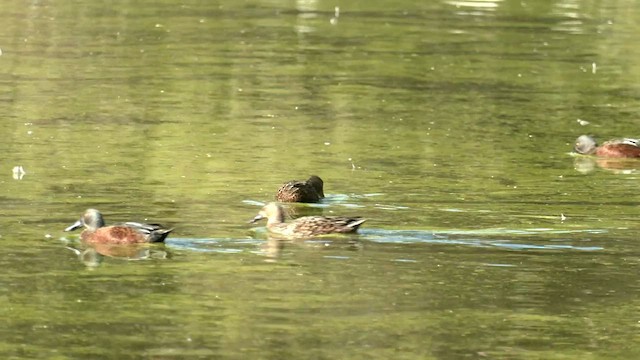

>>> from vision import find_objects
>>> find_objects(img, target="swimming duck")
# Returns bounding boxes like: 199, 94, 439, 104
276, 175, 325, 203
64, 208, 173, 244
250, 202, 365, 238
574, 135, 640, 158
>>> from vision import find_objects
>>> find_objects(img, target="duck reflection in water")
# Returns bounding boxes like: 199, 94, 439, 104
574, 156, 640, 174
65, 243, 168, 268
258, 236, 363, 261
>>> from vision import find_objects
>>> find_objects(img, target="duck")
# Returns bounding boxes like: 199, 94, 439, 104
276, 175, 325, 203
574, 135, 640, 158
250, 202, 365, 237
64, 209, 173, 244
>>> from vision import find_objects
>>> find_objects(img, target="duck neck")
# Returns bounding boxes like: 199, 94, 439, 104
267, 212, 285, 226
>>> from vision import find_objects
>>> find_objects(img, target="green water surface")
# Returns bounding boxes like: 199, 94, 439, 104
2, 0, 640, 359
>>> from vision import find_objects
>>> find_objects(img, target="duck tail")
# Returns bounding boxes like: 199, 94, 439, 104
348, 218, 366, 229
150, 228, 174, 243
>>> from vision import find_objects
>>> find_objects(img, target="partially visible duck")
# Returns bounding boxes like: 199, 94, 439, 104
276, 175, 324, 203
64, 209, 173, 244
250, 202, 365, 238
574, 135, 640, 158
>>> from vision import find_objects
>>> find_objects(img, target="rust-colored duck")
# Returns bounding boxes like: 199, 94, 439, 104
276, 175, 325, 203
64, 209, 173, 244
574, 135, 640, 158
250, 202, 365, 238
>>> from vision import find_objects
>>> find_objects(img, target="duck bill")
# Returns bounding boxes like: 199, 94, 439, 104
64, 219, 83, 232
249, 214, 264, 224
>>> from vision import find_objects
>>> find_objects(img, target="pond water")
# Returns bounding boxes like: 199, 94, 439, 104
2, 0, 640, 358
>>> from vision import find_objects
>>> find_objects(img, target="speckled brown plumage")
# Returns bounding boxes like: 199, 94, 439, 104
64, 208, 173, 244
574, 135, 640, 158
250, 202, 365, 238
276, 175, 325, 203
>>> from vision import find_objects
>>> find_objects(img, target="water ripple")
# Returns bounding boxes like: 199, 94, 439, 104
361, 229, 605, 251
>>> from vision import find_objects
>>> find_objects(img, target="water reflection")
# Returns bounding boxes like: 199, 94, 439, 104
65, 246, 103, 268
296, 0, 318, 34
166, 237, 261, 254
445, 0, 501, 15
12, 166, 26, 180
551, 0, 585, 34
64, 242, 168, 268
573, 156, 640, 174
284, 204, 325, 218
257, 236, 363, 261
365, 229, 603, 250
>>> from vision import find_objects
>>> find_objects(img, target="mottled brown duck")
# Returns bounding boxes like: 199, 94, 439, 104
276, 175, 325, 203
250, 202, 366, 238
